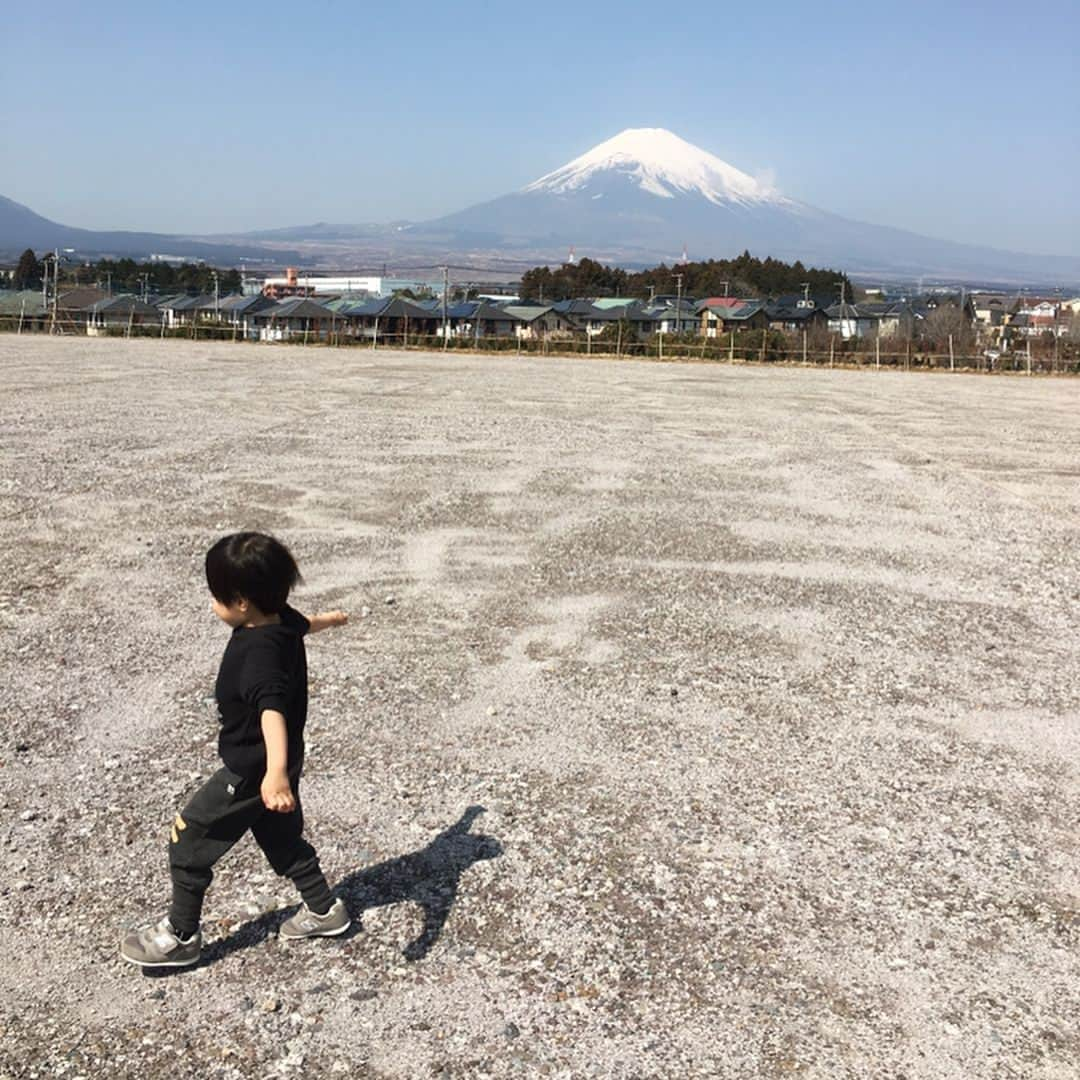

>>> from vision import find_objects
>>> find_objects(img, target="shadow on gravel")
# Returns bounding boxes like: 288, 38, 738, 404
143, 804, 502, 975
339, 804, 503, 961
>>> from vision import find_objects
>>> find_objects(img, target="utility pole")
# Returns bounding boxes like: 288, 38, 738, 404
836, 279, 849, 342
51, 249, 59, 332
648, 285, 656, 305
441, 266, 449, 350
802, 282, 811, 303
212, 270, 219, 318
674, 273, 684, 338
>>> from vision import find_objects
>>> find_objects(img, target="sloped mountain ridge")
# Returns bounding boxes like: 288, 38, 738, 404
416, 128, 1079, 282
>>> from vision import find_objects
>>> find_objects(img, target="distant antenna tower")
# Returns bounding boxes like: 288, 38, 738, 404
679, 242, 688, 265
567, 245, 576, 265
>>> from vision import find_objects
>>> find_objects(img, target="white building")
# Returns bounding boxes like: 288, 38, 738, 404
261, 272, 439, 298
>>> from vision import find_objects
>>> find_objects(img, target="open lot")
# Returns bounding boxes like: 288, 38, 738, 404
1, 336, 1078, 1079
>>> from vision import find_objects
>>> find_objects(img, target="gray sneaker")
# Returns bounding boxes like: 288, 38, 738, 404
280, 898, 350, 940
120, 918, 201, 968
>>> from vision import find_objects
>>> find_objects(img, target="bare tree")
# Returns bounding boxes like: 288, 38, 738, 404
923, 303, 975, 353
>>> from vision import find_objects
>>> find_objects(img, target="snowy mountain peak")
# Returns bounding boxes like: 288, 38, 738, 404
523, 127, 784, 206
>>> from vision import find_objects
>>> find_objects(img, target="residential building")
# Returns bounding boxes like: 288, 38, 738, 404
698, 298, 767, 336
86, 295, 162, 332
250, 298, 337, 341
764, 295, 830, 332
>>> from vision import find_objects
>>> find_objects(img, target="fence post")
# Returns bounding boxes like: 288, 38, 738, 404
829, 336, 835, 367
802, 329, 807, 365
729, 330, 734, 363
875, 334, 880, 368
948, 334, 954, 371
759, 331, 766, 363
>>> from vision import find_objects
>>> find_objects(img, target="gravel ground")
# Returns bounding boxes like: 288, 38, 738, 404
0, 336, 1078, 1079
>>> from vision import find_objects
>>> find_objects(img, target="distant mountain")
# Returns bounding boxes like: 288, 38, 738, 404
4, 130, 1077, 284
410, 128, 1080, 284
0, 195, 300, 263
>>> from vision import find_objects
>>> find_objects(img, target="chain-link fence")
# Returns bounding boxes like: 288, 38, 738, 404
1, 315, 1076, 375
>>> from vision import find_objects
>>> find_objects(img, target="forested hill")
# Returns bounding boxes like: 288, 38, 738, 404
519, 253, 852, 302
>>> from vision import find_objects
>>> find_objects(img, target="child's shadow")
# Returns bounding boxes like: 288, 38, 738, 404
340, 804, 502, 961
185, 804, 500, 971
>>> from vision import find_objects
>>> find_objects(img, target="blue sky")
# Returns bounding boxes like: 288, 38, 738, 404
4, 0, 1078, 255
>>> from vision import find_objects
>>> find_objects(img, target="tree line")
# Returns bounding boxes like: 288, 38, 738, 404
519, 252, 853, 303
10, 249, 242, 295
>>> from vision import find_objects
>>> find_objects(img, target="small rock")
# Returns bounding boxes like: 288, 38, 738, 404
260, 996, 281, 1013
349, 989, 377, 1002
360, 606, 371, 618
13, 881, 32, 892
384, 596, 396, 606
887, 957, 909, 969
18, 810, 38, 822
147, 988, 166, 1001
503, 1023, 521, 1040
486, 706, 497, 717
103, 759, 120, 770
13, 742, 29, 753
238, 995, 254, 1012
308, 982, 330, 995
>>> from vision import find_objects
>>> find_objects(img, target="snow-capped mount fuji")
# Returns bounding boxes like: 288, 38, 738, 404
414, 128, 1080, 284
523, 128, 787, 208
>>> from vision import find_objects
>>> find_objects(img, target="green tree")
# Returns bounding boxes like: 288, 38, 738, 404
13, 249, 43, 290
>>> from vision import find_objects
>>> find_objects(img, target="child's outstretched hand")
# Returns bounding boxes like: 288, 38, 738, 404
309, 610, 348, 634
261, 770, 297, 813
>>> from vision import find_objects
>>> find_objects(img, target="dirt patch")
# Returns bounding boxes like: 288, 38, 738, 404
0, 337, 1078, 1079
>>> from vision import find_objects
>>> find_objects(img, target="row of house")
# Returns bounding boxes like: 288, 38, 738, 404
2, 284, 1077, 344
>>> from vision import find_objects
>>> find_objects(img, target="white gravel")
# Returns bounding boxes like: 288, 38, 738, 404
0, 336, 1078, 1079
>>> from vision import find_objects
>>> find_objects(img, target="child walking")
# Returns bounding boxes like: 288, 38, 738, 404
121, 532, 350, 968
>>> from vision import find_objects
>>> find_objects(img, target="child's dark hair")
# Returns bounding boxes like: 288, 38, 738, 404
205, 532, 302, 615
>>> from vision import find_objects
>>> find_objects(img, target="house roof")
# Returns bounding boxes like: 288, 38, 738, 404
765, 298, 827, 322
697, 299, 765, 320
340, 298, 390, 317
55, 287, 108, 311
88, 296, 160, 316
257, 298, 335, 319
474, 302, 519, 322
153, 293, 189, 309
160, 294, 213, 312
0, 290, 47, 316
502, 305, 554, 322
550, 299, 597, 316
218, 294, 276, 315
378, 297, 438, 319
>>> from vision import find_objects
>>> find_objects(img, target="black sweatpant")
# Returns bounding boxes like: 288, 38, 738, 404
168, 765, 333, 936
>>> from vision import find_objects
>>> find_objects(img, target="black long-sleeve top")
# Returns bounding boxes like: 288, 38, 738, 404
214, 604, 310, 780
